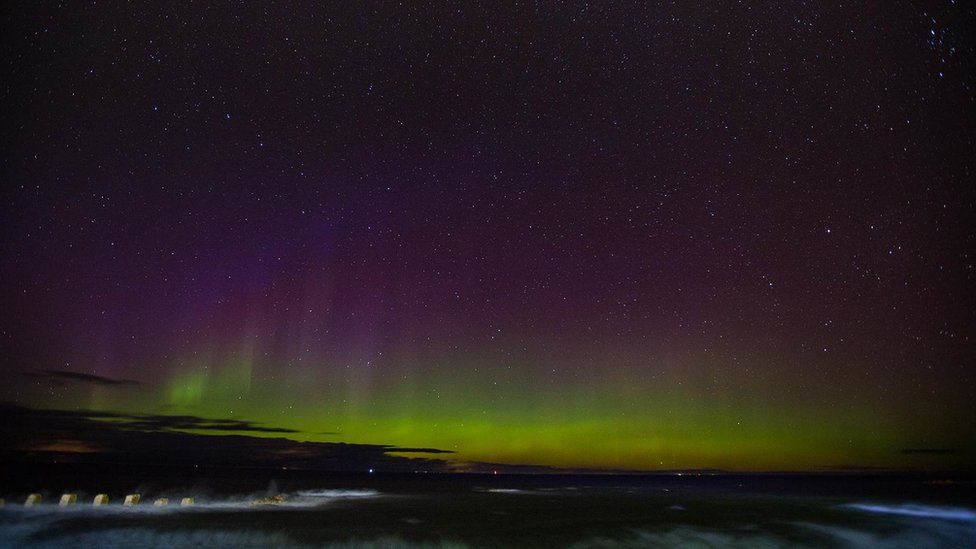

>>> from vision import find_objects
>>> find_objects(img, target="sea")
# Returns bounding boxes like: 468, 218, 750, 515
1, 464, 974, 547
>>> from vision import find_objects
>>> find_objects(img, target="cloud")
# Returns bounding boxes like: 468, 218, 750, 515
88, 411, 301, 434
385, 447, 457, 454
19, 369, 142, 387
2, 406, 299, 434
0, 404, 598, 474
0, 403, 455, 472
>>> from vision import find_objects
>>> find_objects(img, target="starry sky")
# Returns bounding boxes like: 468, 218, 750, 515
2, 2, 974, 472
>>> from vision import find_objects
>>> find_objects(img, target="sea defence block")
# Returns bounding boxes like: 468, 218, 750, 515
180, 497, 194, 506
59, 494, 78, 506
251, 494, 286, 506
25, 494, 42, 506
153, 498, 169, 506
93, 494, 110, 506
123, 494, 140, 506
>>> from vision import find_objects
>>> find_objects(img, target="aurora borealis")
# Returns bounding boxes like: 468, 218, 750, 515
2, 2, 975, 473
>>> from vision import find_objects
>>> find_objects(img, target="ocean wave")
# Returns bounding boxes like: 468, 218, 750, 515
0, 488, 383, 514
0, 526, 465, 549
295, 489, 380, 498
845, 503, 976, 522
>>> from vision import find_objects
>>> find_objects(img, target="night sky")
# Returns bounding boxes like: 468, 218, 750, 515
2, 2, 974, 472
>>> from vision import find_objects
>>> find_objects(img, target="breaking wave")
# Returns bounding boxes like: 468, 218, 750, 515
0, 488, 384, 514
295, 489, 380, 498
845, 503, 976, 521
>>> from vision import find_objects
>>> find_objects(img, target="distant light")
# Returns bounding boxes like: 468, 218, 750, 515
368, 468, 374, 474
